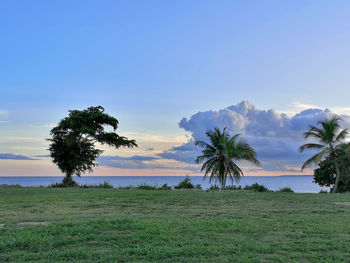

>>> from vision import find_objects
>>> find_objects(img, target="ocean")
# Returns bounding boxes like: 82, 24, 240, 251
0, 175, 328, 193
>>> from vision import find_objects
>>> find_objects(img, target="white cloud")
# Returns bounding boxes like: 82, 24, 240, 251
0, 110, 7, 117
163, 101, 350, 173
281, 101, 350, 117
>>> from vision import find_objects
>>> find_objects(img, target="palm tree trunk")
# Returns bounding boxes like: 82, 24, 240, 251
222, 176, 227, 190
222, 165, 228, 190
333, 161, 341, 193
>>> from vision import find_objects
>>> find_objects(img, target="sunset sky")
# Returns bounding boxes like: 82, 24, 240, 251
1, 0, 350, 177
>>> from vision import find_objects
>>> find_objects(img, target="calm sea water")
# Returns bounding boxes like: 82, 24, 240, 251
0, 176, 328, 193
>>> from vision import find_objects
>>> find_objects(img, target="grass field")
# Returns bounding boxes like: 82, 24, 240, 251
1, 187, 350, 262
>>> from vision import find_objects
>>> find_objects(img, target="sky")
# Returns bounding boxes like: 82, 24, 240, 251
1, 0, 350, 177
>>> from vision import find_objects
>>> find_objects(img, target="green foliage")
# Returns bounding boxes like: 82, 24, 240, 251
49, 180, 79, 188
195, 127, 260, 190
319, 190, 328, 194
49, 181, 114, 188
313, 145, 350, 193
195, 184, 202, 190
174, 176, 194, 189
243, 183, 270, 192
159, 183, 172, 190
80, 181, 114, 189
0, 184, 22, 188
136, 184, 158, 190
299, 117, 349, 193
278, 187, 294, 192
48, 106, 137, 184
134, 184, 173, 190
207, 184, 220, 191
225, 185, 242, 190
116, 185, 136, 190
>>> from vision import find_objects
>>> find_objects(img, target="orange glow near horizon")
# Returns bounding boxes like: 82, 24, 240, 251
0, 159, 313, 177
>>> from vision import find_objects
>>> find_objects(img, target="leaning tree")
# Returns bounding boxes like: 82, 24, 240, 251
48, 106, 137, 186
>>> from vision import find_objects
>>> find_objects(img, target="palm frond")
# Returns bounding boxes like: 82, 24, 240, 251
299, 143, 325, 153
335, 128, 349, 143
301, 148, 328, 170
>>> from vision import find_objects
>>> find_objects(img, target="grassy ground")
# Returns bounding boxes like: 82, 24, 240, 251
1, 187, 350, 262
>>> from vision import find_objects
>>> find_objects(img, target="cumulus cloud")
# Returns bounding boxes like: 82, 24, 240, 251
0, 153, 36, 160
164, 101, 350, 173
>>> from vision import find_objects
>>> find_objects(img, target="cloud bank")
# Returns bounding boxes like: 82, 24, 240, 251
163, 101, 350, 173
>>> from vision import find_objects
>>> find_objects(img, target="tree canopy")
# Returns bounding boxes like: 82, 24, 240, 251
313, 144, 350, 193
48, 106, 137, 185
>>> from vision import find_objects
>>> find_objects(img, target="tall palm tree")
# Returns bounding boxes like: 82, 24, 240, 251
195, 127, 260, 190
299, 117, 349, 193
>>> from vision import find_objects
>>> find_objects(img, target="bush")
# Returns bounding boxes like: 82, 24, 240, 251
195, 184, 202, 190
278, 187, 294, 193
49, 180, 79, 188
49, 181, 114, 188
117, 185, 136, 190
136, 184, 158, 190
174, 176, 194, 189
158, 184, 172, 190
80, 181, 114, 188
0, 184, 22, 188
225, 185, 242, 190
319, 190, 328, 194
244, 183, 270, 192
207, 185, 220, 191
97, 181, 114, 188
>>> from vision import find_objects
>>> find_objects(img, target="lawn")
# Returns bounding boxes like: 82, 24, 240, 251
0, 187, 350, 262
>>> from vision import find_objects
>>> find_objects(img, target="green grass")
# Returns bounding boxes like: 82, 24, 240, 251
1, 188, 350, 262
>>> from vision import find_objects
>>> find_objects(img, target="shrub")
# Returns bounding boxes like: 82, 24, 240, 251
207, 185, 220, 191
278, 187, 294, 192
0, 184, 22, 188
319, 190, 328, 194
97, 181, 114, 188
225, 185, 242, 190
49, 180, 79, 188
136, 184, 158, 190
244, 183, 270, 192
117, 185, 136, 190
158, 184, 172, 190
174, 176, 194, 189
195, 184, 202, 190
49, 181, 114, 188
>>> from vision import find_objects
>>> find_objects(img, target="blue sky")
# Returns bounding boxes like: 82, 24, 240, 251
1, 1, 350, 176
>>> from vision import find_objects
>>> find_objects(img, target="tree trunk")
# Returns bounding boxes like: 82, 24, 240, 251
221, 165, 228, 190
333, 161, 341, 193
222, 177, 226, 190
63, 173, 78, 187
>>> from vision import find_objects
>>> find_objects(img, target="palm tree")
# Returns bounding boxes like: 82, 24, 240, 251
299, 117, 349, 193
195, 127, 260, 190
